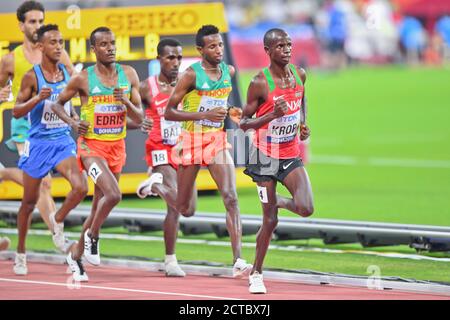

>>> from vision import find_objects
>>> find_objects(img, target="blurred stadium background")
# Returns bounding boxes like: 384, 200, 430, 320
1, 0, 449, 284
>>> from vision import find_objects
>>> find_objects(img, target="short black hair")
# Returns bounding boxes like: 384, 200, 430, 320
17, 1, 45, 23
157, 38, 181, 56
90, 26, 113, 46
263, 28, 288, 48
195, 25, 219, 47
36, 24, 59, 42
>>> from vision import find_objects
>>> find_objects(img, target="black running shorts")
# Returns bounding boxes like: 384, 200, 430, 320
244, 143, 303, 183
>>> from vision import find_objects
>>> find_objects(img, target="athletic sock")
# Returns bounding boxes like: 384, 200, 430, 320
165, 254, 177, 264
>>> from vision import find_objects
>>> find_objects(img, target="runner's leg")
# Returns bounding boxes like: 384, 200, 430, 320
208, 149, 242, 263
152, 165, 180, 254
81, 156, 121, 239
54, 156, 88, 222
252, 179, 278, 274
176, 164, 199, 217
16, 173, 42, 253
277, 167, 314, 217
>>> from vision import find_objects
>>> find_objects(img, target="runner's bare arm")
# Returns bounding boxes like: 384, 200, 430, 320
118, 65, 143, 124
13, 70, 46, 118
51, 72, 85, 126
164, 68, 227, 122
297, 67, 310, 140
240, 73, 283, 131
0, 53, 13, 103
127, 79, 153, 130
228, 65, 236, 78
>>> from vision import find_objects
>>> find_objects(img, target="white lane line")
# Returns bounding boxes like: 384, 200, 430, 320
311, 155, 450, 169
1, 228, 449, 262
0, 277, 242, 300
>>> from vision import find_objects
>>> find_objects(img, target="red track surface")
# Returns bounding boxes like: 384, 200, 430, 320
0, 260, 448, 300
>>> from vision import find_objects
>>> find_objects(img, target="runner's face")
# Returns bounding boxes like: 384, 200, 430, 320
20, 10, 44, 43
40, 30, 63, 63
198, 34, 224, 65
267, 34, 292, 65
159, 46, 182, 80
92, 32, 116, 64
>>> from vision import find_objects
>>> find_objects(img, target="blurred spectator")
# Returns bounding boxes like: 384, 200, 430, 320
423, 32, 444, 65
436, 15, 450, 61
364, 0, 398, 60
399, 16, 427, 65
327, 0, 348, 69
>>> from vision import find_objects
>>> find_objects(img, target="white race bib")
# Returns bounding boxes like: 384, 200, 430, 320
41, 100, 70, 129
160, 118, 181, 146
88, 162, 103, 184
195, 95, 227, 128
22, 140, 30, 157
151, 149, 168, 166
267, 110, 300, 144
256, 185, 268, 203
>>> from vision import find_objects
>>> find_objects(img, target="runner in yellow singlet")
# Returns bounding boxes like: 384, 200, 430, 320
165, 25, 252, 278
52, 27, 143, 280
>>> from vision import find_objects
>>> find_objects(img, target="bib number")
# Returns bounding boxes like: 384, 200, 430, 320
195, 96, 227, 128
88, 162, 103, 184
256, 186, 268, 203
22, 140, 30, 157
152, 150, 168, 166
160, 118, 181, 145
41, 100, 70, 129
93, 104, 126, 135
267, 110, 301, 144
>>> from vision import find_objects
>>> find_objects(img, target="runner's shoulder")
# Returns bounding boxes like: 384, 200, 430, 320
295, 66, 306, 84
251, 71, 268, 89
0, 52, 14, 72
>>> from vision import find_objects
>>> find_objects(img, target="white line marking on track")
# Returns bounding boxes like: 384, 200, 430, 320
311, 155, 450, 169
1, 228, 449, 262
0, 277, 242, 300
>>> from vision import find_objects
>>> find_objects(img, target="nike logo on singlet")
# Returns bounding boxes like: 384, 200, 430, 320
273, 95, 285, 101
154, 98, 168, 106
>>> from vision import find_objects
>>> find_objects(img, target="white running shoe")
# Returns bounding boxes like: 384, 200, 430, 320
84, 229, 100, 266
165, 261, 186, 277
13, 253, 27, 276
232, 258, 253, 278
0, 236, 10, 251
249, 271, 267, 294
50, 212, 65, 250
66, 253, 89, 282
61, 238, 77, 254
136, 173, 163, 198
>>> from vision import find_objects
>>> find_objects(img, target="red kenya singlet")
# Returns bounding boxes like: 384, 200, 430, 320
254, 64, 304, 159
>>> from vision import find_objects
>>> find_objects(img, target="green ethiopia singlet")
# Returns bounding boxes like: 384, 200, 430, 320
181, 61, 232, 133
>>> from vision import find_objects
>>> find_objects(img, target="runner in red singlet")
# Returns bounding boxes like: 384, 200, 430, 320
134, 39, 185, 277
240, 28, 314, 294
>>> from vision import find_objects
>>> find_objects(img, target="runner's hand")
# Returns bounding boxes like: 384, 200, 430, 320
71, 120, 90, 136
228, 106, 242, 124
300, 124, 310, 141
204, 107, 227, 122
140, 117, 154, 132
113, 87, 129, 105
0, 85, 11, 103
72, 113, 80, 122
272, 98, 288, 118
37, 87, 52, 101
